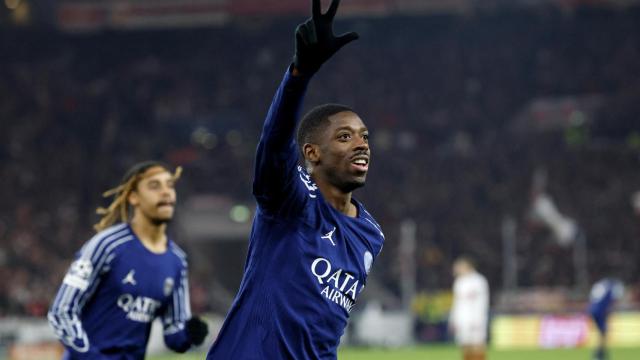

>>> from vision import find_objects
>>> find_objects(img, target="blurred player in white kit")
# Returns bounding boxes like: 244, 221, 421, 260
450, 256, 490, 360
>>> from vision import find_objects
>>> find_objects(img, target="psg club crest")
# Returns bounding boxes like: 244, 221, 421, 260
163, 278, 174, 297
364, 251, 373, 275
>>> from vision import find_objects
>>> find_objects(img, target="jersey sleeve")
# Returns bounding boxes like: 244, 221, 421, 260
47, 234, 119, 360
252, 67, 312, 212
162, 260, 193, 353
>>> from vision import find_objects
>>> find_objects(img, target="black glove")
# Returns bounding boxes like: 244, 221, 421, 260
293, 0, 359, 76
186, 316, 209, 346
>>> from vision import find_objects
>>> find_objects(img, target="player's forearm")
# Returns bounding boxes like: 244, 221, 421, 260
258, 66, 310, 150
48, 311, 99, 358
48, 286, 100, 357
49, 316, 103, 359
163, 275, 208, 353
253, 67, 310, 202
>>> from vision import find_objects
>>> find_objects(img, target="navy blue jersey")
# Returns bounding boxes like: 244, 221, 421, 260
588, 278, 624, 333
207, 69, 384, 360
48, 223, 193, 360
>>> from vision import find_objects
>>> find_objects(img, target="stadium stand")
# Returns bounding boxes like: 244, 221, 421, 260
1, 3, 639, 320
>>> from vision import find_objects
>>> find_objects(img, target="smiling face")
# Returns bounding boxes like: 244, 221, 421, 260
127, 166, 177, 225
304, 111, 370, 193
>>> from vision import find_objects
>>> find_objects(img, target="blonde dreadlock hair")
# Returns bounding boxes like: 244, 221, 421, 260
94, 161, 182, 232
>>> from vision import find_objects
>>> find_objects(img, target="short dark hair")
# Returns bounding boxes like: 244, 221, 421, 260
296, 103, 354, 160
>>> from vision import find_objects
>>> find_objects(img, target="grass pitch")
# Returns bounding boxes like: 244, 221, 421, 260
150, 345, 639, 360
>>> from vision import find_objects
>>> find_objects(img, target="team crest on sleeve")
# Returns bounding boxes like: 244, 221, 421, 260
297, 166, 318, 198
163, 278, 174, 296
363, 251, 373, 275
63, 259, 93, 291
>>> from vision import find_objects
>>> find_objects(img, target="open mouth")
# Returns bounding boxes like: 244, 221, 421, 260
157, 201, 175, 209
350, 156, 369, 172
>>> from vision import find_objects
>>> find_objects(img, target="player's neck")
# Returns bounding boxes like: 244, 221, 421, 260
130, 215, 168, 254
317, 183, 357, 217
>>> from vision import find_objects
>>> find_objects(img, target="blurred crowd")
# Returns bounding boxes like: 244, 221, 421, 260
1, 5, 640, 316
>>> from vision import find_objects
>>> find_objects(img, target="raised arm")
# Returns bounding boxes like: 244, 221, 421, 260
252, 0, 358, 209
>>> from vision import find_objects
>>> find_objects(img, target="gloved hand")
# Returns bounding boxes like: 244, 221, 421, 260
293, 0, 359, 76
186, 316, 209, 346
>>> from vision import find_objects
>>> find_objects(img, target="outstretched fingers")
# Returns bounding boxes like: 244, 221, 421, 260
336, 31, 359, 48
326, 0, 342, 19
313, 0, 342, 20
312, 0, 322, 18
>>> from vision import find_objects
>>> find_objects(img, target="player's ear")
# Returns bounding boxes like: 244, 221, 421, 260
127, 190, 140, 207
303, 143, 320, 164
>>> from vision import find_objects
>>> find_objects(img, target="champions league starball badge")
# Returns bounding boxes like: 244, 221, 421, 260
70, 259, 93, 280
163, 278, 174, 296
364, 251, 373, 275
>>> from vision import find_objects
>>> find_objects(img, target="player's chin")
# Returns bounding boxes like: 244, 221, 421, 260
151, 212, 174, 224
342, 175, 367, 192
151, 216, 173, 225
352, 170, 368, 184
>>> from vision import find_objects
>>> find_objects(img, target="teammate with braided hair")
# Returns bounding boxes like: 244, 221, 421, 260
48, 161, 208, 360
